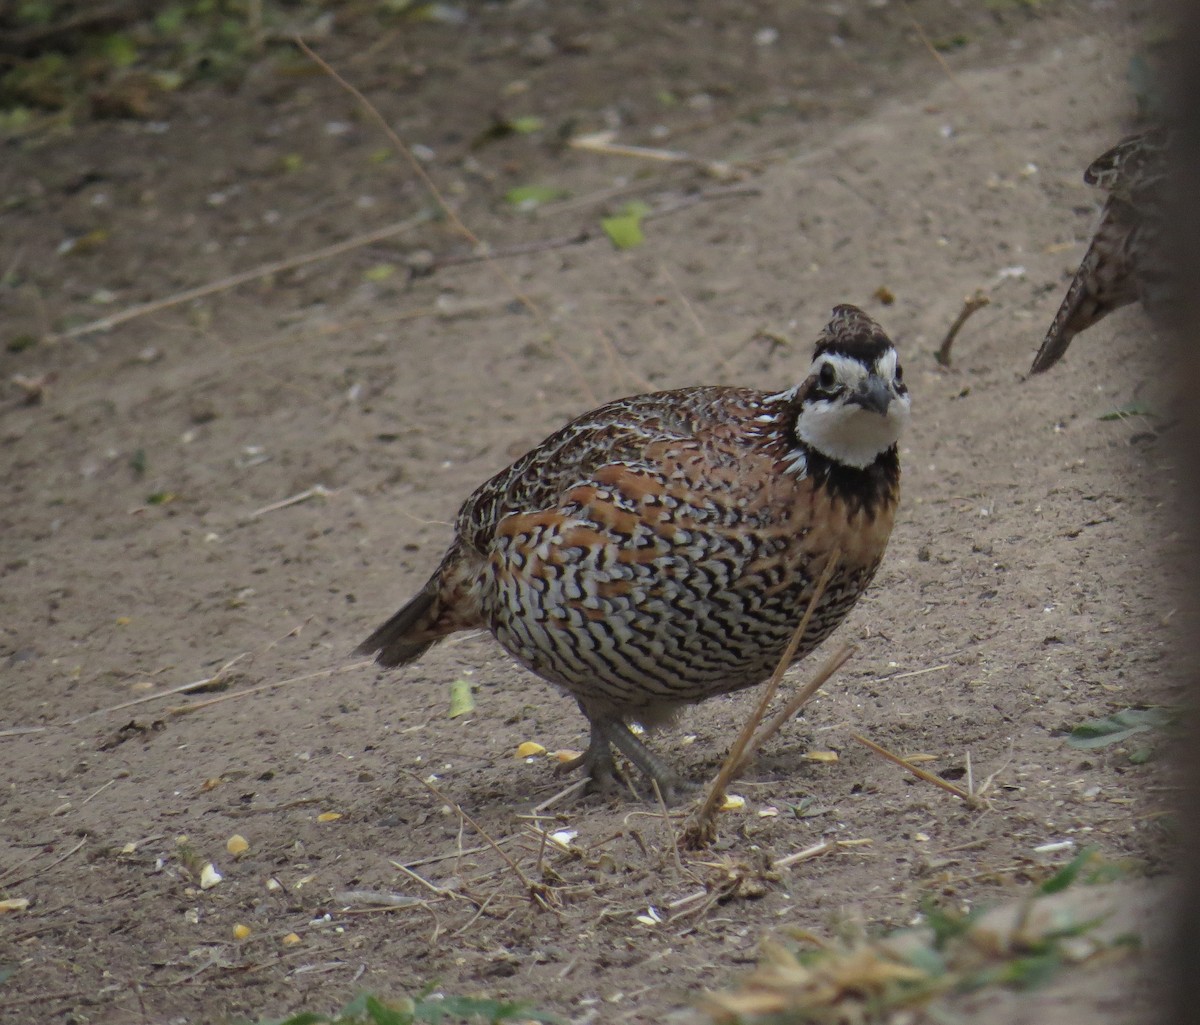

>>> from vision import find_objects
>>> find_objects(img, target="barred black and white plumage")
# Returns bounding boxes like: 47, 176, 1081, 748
357, 305, 910, 800
1032, 128, 1174, 374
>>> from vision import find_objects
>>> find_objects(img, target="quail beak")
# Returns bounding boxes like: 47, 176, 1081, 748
847, 375, 892, 416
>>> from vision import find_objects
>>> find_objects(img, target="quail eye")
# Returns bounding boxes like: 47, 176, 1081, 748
894, 363, 904, 385
818, 362, 837, 389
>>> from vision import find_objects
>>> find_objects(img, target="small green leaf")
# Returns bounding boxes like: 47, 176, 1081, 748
101, 33, 139, 69
504, 184, 568, 210
152, 70, 184, 93
601, 202, 651, 250
1066, 707, 1174, 749
509, 115, 544, 134
281, 153, 304, 173
146, 491, 175, 505
1097, 401, 1155, 421
448, 678, 475, 718
364, 263, 397, 283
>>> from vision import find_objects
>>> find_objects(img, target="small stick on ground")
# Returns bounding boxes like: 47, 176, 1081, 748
392, 836, 519, 872
533, 777, 589, 815
733, 642, 856, 777
3, 837, 86, 889
685, 550, 841, 847
167, 661, 374, 716
568, 131, 740, 180
851, 732, 986, 810
424, 184, 759, 272
65, 653, 249, 725
774, 837, 873, 870
388, 861, 469, 901
402, 769, 558, 911
935, 289, 990, 366
47, 213, 432, 342
652, 779, 687, 876
296, 37, 595, 405
247, 484, 333, 520
332, 890, 426, 909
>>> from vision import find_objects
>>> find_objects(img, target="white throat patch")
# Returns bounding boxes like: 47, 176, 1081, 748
792, 352, 910, 470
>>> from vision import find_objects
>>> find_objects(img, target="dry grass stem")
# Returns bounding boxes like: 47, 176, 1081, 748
422, 184, 758, 273
79, 779, 116, 806
48, 213, 432, 342
734, 642, 856, 776
247, 483, 333, 520
402, 770, 556, 908
167, 661, 373, 716
389, 861, 468, 901
935, 289, 991, 366
534, 778, 590, 814
226, 797, 323, 817
332, 890, 426, 909
4, 837, 86, 889
652, 779, 687, 876
688, 550, 842, 843
851, 732, 986, 809
866, 662, 951, 685
774, 837, 873, 870
393, 837, 518, 872
65, 653, 249, 725
569, 131, 739, 179
0, 727, 46, 738
296, 37, 595, 404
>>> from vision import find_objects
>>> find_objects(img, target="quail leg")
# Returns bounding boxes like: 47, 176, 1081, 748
557, 717, 693, 803
556, 721, 621, 793
601, 719, 694, 805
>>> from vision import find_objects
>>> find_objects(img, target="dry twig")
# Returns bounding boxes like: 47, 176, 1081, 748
247, 484, 333, 520
422, 184, 759, 272
65, 653, 249, 725
851, 732, 986, 810
774, 837, 873, 870
167, 661, 373, 716
296, 37, 595, 404
402, 770, 557, 910
733, 642, 856, 776
3, 838, 86, 889
48, 213, 432, 342
935, 289, 991, 366
0, 727, 46, 738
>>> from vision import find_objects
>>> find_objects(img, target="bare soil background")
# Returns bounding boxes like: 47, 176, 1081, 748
0, 2, 1186, 1022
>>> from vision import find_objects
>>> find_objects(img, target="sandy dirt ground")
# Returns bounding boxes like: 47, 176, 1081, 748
0, 2, 1185, 1022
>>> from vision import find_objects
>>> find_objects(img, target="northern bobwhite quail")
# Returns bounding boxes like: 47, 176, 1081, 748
357, 305, 910, 800
1031, 128, 1173, 374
